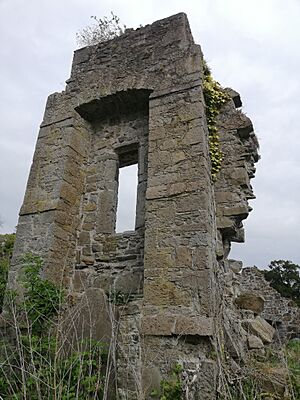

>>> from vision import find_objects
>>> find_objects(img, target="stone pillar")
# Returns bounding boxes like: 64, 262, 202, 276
10, 96, 91, 289
141, 74, 218, 399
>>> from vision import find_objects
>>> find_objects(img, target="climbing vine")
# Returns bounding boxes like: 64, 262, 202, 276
203, 61, 230, 181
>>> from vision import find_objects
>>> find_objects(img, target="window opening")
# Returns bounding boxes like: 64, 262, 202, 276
116, 163, 138, 233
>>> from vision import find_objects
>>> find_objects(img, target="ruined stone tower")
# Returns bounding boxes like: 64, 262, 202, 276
8, 13, 259, 399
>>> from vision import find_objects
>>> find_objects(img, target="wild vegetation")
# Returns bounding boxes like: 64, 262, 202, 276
285, 339, 300, 398
224, 341, 300, 399
150, 364, 183, 400
203, 61, 230, 181
76, 12, 125, 47
0, 253, 110, 399
264, 260, 300, 307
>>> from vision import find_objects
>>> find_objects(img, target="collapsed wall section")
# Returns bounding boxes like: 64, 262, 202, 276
241, 267, 300, 341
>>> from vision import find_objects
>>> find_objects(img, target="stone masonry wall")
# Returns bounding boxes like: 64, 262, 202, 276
7, 13, 220, 399
5, 12, 265, 400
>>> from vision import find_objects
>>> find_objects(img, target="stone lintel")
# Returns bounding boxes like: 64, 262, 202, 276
75, 89, 152, 122
149, 80, 202, 100
142, 314, 214, 336
20, 198, 59, 216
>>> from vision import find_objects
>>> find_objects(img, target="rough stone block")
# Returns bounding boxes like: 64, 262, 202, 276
142, 314, 214, 336
83, 201, 97, 212
73, 270, 90, 292
114, 270, 143, 295
247, 334, 264, 349
226, 88, 242, 108
141, 315, 175, 336
174, 316, 214, 336
228, 259, 243, 273
175, 246, 192, 266
60, 182, 79, 205
81, 256, 94, 265
235, 292, 265, 314
65, 288, 113, 344
144, 280, 189, 307
78, 231, 90, 246
243, 316, 275, 344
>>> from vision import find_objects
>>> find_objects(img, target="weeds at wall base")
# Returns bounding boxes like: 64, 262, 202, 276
150, 363, 183, 400
0, 233, 15, 312
0, 253, 110, 399
218, 342, 300, 400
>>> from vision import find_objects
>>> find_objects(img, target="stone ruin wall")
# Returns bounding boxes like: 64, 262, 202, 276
240, 267, 300, 341
2, 13, 275, 399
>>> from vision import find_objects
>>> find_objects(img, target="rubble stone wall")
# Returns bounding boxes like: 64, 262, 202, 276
241, 267, 300, 341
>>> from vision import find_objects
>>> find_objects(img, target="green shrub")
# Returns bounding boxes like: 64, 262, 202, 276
0, 334, 108, 399
20, 253, 64, 334
0, 253, 108, 399
151, 364, 183, 400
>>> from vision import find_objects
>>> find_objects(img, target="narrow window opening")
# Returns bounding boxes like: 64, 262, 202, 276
116, 163, 138, 233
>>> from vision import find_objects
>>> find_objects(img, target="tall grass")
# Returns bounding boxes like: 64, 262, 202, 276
0, 253, 115, 400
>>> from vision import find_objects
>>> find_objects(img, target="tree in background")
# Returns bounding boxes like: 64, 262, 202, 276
0, 233, 15, 311
76, 12, 125, 47
264, 260, 300, 306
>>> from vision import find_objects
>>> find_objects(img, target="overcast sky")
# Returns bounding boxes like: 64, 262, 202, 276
0, 0, 299, 268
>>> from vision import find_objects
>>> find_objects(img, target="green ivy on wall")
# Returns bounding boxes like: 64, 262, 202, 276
203, 61, 230, 181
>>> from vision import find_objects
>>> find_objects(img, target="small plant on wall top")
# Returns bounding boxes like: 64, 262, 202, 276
203, 61, 230, 181
76, 12, 125, 47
